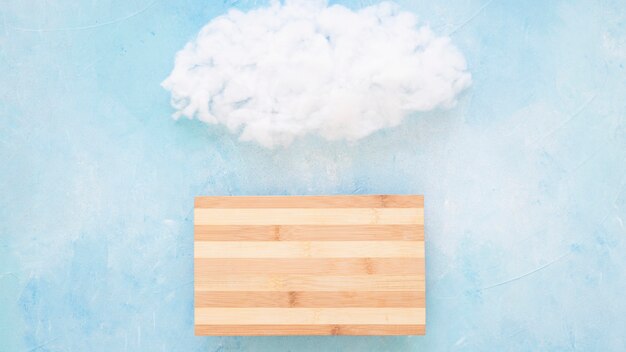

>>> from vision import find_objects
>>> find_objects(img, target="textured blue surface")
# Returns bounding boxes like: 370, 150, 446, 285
1, 0, 626, 350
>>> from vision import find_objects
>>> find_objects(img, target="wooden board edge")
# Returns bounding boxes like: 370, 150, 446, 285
195, 324, 425, 336
195, 195, 424, 209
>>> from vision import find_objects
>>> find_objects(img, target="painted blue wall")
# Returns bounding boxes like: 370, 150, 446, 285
1, 0, 625, 350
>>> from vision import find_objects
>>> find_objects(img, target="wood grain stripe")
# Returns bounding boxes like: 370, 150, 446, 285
195, 308, 425, 325
195, 291, 425, 308
195, 225, 424, 241
195, 275, 424, 292
195, 324, 425, 335
195, 195, 424, 209
194, 241, 424, 258
194, 258, 424, 275
194, 208, 423, 225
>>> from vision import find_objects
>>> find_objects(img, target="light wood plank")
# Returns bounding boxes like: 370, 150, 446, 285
195, 324, 425, 336
195, 195, 424, 208
195, 225, 424, 241
195, 308, 425, 325
195, 291, 425, 308
194, 258, 424, 275
194, 241, 424, 258
194, 208, 423, 225
193, 195, 426, 336
196, 275, 424, 292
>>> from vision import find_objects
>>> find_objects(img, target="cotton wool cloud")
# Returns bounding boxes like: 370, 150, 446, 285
162, 0, 471, 147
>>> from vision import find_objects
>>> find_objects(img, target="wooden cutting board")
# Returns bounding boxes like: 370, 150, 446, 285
194, 195, 425, 336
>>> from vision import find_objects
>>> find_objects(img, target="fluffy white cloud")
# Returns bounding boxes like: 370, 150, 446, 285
162, 0, 471, 147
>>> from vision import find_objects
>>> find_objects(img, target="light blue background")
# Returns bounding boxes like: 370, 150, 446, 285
1, 0, 625, 350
